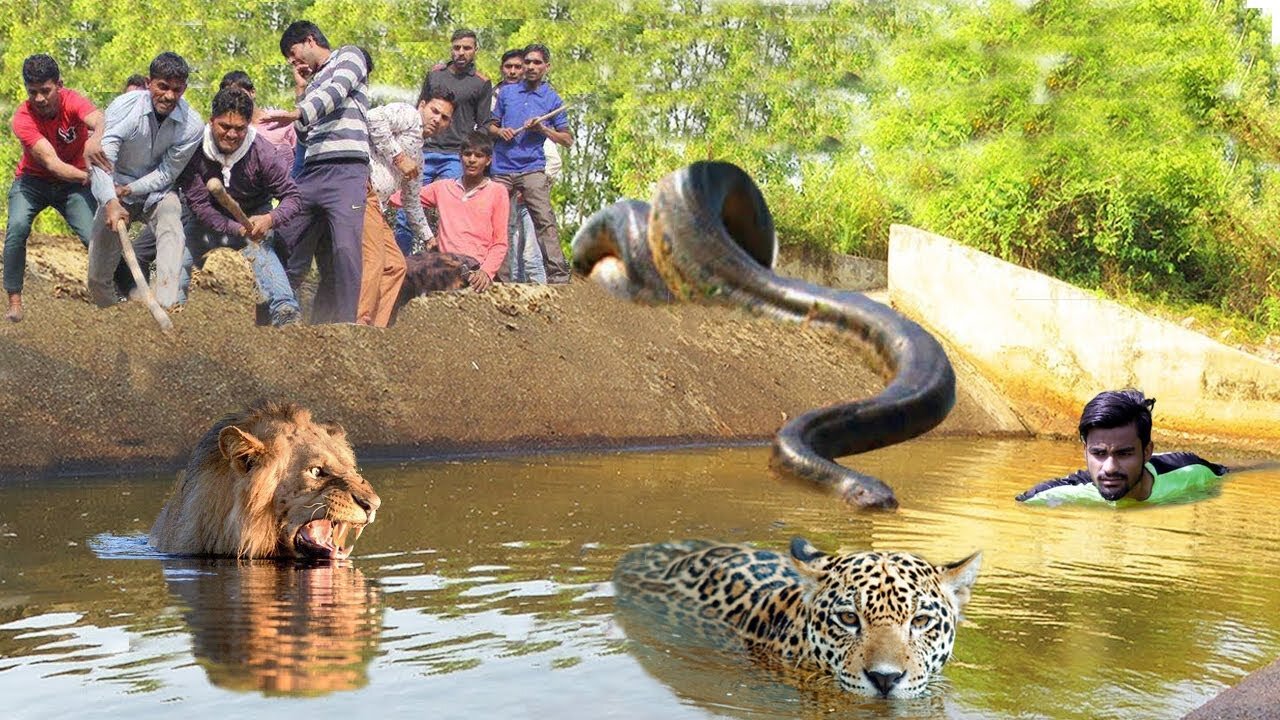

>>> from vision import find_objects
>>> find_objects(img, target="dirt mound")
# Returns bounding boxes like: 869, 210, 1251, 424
0, 233, 1018, 477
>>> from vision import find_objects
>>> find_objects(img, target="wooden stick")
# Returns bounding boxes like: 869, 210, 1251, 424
530, 104, 570, 127
115, 219, 174, 332
206, 178, 258, 243
515, 104, 571, 138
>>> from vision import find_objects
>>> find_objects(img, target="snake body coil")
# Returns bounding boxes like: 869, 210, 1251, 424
571, 162, 955, 509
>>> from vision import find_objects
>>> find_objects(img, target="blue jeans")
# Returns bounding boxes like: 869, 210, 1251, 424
177, 212, 301, 324
506, 202, 546, 283
394, 151, 462, 255
4, 175, 96, 293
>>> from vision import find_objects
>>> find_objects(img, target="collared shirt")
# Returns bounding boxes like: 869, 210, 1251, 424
420, 64, 492, 154
11, 87, 97, 181
493, 82, 562, 183
90, 90, 203, 210
295, 45, 370, 165
419, 177, 509, 279
367, 102, 430, 245
489, 80, 568, 175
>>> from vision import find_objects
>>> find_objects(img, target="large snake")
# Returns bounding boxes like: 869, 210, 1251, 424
570, 161, 955, 510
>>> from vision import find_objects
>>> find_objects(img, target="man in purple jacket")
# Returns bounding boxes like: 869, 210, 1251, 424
176, 87, 303, 325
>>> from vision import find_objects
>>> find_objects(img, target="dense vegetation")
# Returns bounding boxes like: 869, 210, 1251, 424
1, 0, 1277, 331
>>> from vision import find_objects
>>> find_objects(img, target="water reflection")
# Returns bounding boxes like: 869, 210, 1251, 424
161, 559, 381, 696
0, 441, 1277, 718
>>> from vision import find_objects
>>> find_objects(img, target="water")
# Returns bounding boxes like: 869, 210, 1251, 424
1, 439, 1278, 719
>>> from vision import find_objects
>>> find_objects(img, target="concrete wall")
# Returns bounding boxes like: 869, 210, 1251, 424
888, 224, 1280, 444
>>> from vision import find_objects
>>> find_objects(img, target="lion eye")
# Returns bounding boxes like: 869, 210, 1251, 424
911, 614, 935, 630
834, 610, 861, 631
306, 466, 324, 478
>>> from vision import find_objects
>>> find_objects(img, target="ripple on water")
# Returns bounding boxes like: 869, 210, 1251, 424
0, 441, 1277, 719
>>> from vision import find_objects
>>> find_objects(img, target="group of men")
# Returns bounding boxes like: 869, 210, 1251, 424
4, 22, 573, 327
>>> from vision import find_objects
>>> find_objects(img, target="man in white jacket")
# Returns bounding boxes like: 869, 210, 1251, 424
356, 89, 455, 327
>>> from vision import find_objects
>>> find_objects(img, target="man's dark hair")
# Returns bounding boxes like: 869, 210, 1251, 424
500, 48, 524, 65
22, 54, 61, 85
124, 73, 148, 91
149, 52, 190, 82
1078, 389, 1156, 447
219, 70, 254, 93
417, 83, 458, 108
279, 20, 330, 56
357, 46, 374, 74
451, 28, 478, 43
461, 130, 493, 159
524, 43, 551, 64
211, 87, 255, 120
429, 87, 456, 106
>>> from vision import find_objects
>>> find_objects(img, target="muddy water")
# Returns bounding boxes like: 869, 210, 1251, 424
1, 439, 1278, 719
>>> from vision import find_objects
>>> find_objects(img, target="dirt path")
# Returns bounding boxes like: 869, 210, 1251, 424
0, 233, 1020, 478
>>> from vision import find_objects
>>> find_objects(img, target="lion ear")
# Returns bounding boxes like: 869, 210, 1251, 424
320, 422, 347, 441
218, 425, 266, 474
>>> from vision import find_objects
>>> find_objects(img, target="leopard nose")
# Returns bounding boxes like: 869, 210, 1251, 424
864, 669, 905, 696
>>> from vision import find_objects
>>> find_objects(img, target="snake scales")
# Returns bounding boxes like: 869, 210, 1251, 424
570, 161, 955, 509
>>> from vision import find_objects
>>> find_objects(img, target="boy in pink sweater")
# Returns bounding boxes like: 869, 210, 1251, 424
409, 131, 509, 293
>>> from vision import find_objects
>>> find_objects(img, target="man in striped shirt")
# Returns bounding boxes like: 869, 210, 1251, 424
262, 20, 370, 324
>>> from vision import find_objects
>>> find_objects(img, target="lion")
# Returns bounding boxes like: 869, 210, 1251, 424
150, 400, 381, 560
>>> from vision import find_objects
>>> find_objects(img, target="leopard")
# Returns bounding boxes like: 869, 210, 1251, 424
612, 537, 981, 698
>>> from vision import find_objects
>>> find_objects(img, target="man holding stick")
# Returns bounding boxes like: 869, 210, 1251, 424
176, 87, 304, 326
487, 43, 573, 284
84, 51, 202, 310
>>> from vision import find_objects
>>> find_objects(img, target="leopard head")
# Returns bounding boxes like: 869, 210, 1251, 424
791, 537, 981, 698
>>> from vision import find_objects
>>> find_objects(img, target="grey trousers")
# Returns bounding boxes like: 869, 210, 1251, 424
494, 171, 569, 283
86, 192, 185, 308
276, 159, 369, 324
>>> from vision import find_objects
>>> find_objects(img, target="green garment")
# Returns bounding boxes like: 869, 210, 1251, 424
1020, 462, 1225, 507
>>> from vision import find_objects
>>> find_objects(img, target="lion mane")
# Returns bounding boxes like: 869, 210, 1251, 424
150, 400, 381, 560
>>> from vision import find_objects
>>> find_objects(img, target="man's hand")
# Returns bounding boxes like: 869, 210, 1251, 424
105, 199, 129, 231
84, 135, 112, 172
495, 127, 517, 142
114, 184, 132, 199
468, 269, 492, 292
393, 152, 419, 181
522, 118, 547, 135
244, 213, 273, 242
259, 109, 300, 129
292, 64, 311, 97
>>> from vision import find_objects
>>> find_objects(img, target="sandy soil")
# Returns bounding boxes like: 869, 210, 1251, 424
0, 233, 1022, 478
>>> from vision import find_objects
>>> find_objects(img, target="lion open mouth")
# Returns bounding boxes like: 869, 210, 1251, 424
295, 519, 365, 560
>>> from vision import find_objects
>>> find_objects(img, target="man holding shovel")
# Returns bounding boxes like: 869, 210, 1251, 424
486, 43, 573, 284
176, 86, 304, 326
84, 51, 202, 310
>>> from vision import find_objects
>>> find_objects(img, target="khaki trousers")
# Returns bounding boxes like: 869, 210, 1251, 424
356, 187, 406, 327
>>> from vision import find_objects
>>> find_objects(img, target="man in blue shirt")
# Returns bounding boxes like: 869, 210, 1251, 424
487, 44, 573, 284
84, 52, 202, 310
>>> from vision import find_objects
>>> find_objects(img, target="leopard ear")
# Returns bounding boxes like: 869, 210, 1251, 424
790, 537, 829, 583
218, 425, 266, 475
937, 551, 982, 610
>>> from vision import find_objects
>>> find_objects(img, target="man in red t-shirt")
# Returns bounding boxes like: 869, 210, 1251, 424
4, 54, 102, 322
